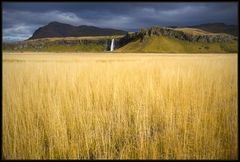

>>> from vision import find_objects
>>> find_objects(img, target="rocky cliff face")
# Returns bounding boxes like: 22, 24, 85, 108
3, 39, 113, 51
3, 36, 130, 51
132, 26, 237, 43
112, 26, 238, 51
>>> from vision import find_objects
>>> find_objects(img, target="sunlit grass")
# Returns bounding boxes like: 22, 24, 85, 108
116, 36, 238, 53
2, 53, 238, 160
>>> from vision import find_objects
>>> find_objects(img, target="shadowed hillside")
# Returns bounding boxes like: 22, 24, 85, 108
188, 23, 238, 36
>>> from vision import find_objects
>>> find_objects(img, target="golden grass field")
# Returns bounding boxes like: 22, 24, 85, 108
2, 52, 238, 160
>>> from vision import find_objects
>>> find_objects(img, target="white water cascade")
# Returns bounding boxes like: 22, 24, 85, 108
110, 39, 114, 51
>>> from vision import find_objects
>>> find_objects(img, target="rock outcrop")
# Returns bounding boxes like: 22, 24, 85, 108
111, 26, 238, 51
3, 38, 118, 51
130, 26, 237, 43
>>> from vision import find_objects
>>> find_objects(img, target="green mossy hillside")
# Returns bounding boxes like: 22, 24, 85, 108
116, 36, 238, 53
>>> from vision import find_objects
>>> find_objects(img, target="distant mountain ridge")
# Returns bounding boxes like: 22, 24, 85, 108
4, 22, 237, 53
28, 22, 238, 40
5, 25, 237, 53
29, 21, 128, 40
187, 23, 238, 36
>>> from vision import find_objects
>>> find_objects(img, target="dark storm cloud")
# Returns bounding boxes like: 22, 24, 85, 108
2, 2, 238, 42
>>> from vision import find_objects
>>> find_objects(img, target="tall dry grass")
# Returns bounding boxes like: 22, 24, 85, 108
2, 53, 238, 160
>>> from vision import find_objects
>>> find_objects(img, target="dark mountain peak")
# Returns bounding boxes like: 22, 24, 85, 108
79, 25, 91, 27
29, 22, 128, 40
47, 21, 73, 27
48, 21, 61, 25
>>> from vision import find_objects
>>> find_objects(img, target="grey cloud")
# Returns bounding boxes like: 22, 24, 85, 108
3, 2, 238, 42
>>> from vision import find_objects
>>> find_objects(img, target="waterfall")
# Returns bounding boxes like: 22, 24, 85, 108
110, 39, 114, 51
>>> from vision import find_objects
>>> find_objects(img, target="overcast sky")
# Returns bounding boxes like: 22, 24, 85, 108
2, 2, 238, 42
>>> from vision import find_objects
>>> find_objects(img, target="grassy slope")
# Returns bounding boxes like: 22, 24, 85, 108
174, 28, 227, 35
116, 36, 238, 53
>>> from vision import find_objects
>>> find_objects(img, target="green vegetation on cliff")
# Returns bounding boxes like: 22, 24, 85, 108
116, 36, 238, 53
3, 43, 106, 52
2, 35, 126, 52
